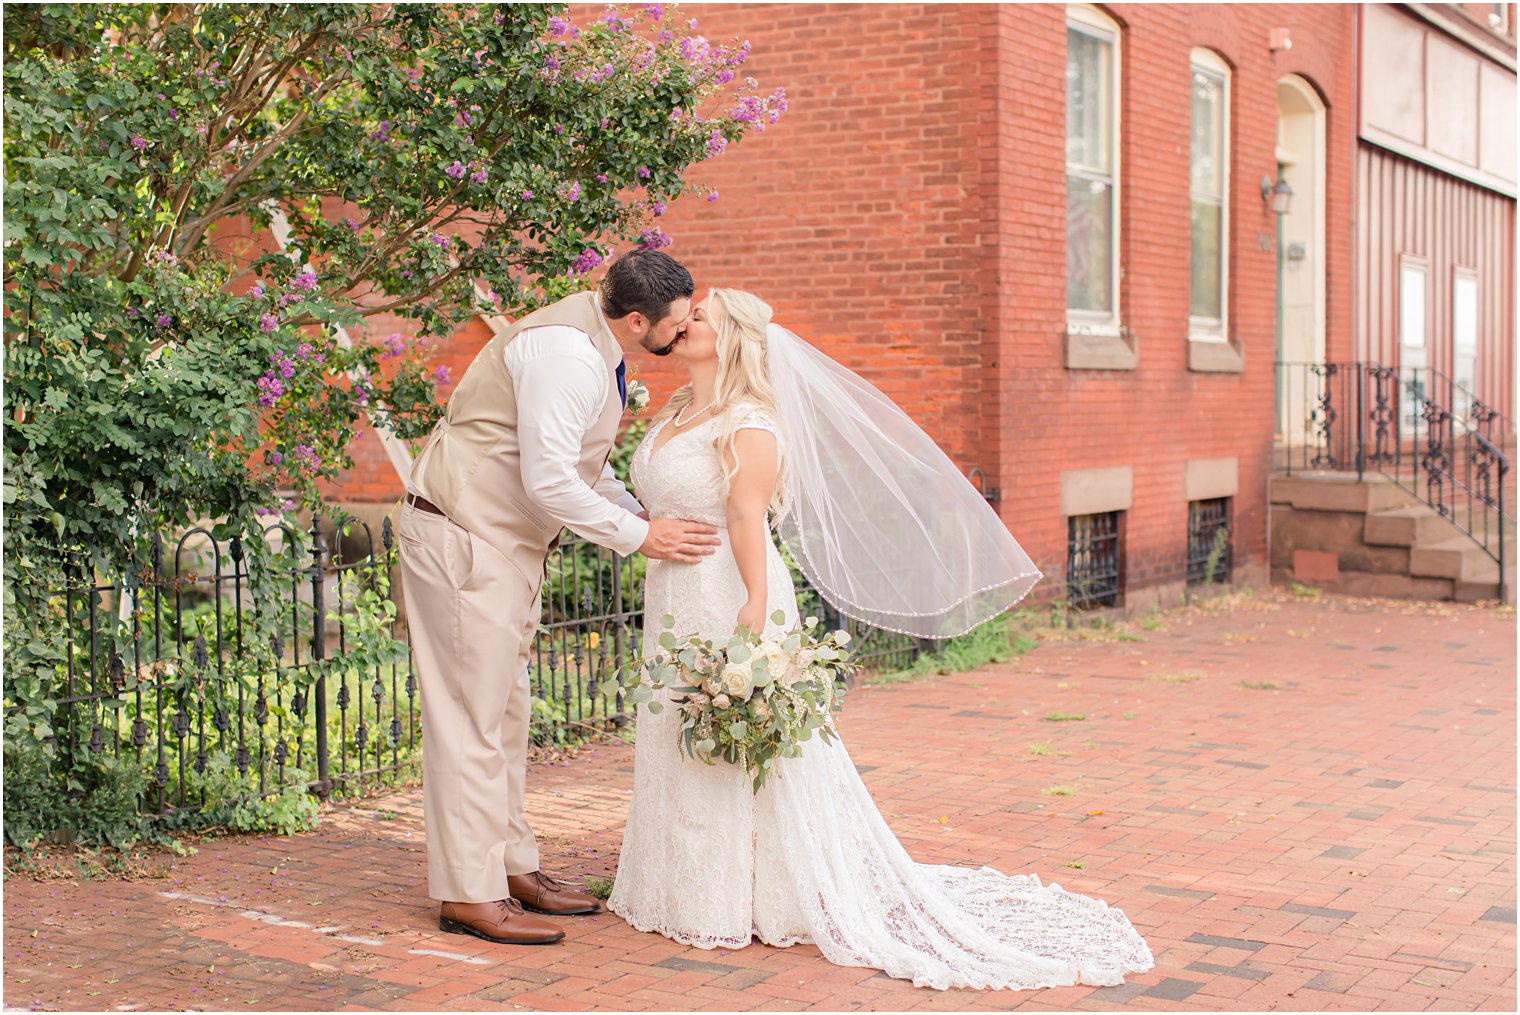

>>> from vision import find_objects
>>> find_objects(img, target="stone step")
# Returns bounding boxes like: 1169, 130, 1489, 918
1409, 536, 1501, 582
1270, 567, 1456, 601
1363, 506, 1450, 548
1269, 474, 1413, 514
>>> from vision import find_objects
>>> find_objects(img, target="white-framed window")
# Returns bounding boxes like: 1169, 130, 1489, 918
1452, 269, 1478, 419
1399, 257, 1429, 430
1189, 49, 1230, 342
1066, 4, 1121, 334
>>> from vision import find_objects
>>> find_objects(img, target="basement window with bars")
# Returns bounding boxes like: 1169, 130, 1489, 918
1186, 497, 1232, 586
1066, 511, 1121, 609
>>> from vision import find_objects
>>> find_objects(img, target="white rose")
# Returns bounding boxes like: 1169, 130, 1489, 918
710, 693, 732, 710
719, 663, 755, 701
795, 649, 815, 669
757, 641, 788, 681
750, 699, 772, 724
701, 675, 723, 698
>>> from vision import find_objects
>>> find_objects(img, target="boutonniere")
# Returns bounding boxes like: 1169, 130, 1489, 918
625, 378, 651, 415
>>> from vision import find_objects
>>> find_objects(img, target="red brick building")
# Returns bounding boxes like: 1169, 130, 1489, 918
329, 3, 1517, 614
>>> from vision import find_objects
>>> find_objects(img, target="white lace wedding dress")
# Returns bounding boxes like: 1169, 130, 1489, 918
607, 407, 1154, 991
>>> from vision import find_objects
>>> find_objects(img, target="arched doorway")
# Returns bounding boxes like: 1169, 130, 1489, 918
1275, 74, 1328, 443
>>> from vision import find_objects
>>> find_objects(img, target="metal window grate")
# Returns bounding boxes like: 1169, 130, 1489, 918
1187, 497, 1232, 586
1066, 512, 1120, 609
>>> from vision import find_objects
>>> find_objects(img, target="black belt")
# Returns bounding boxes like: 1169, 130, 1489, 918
405, 492, 446, 517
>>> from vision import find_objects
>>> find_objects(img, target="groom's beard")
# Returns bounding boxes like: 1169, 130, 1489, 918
646, 333, 681, 357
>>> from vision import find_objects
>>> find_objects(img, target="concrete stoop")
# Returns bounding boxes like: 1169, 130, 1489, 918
1269, 472, 1515, 603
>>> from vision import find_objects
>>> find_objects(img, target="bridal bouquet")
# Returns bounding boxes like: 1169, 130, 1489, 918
612, 612, 856, 792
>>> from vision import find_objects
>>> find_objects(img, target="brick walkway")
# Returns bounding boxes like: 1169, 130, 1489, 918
5, 590, 1515, 1012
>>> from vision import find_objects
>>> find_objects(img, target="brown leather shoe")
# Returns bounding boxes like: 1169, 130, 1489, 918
507, 870, 601, 916
438, 898, 565, 945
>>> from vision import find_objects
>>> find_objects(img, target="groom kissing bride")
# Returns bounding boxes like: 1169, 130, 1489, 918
397, 250, 1154, 990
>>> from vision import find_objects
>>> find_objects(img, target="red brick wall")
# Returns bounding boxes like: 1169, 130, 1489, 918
328, 2, 1358, 609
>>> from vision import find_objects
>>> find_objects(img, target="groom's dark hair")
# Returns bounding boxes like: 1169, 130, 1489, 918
598, 250, 694, 324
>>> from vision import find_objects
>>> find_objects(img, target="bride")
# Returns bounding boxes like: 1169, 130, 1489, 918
606, 289, 1154, 991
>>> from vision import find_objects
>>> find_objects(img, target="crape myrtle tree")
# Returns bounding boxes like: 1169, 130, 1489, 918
2, 2, 784, 785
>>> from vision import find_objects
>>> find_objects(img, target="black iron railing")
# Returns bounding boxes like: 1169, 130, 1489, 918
16, 516, 928, 822
1186, 498, 1232, 587
1067, 511, 1121, 609
1276, 360, 1513, 599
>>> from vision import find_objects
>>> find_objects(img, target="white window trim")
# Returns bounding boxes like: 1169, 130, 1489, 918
1399, 256, 1430, 366
1189, 48, 1230, 344
1452, 266, 1479, 415
1066, 4, 1122, 337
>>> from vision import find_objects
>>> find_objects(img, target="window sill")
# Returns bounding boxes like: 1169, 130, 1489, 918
1188, 337, 1244, 373
1064, 328, 1138, 371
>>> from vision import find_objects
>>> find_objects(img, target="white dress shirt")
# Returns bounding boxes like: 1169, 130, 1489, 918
410, 324, 649, 557
507, 325, 648, 557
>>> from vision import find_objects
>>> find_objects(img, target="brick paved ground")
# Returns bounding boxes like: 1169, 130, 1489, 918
5, 590, 1515, 1012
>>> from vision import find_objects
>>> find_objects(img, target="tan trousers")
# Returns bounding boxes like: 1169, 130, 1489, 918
397, 501, 541, 903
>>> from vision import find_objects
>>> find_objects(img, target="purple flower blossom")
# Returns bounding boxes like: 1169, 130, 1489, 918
369, 119, 392, 142
521, 189, 534, 199
600, 118, 610, 129
401, 269, 414, 280
157, 93, 166, 101
250, 282, 265, 299
636, 166, 651, 179
707, 191, 719, 202
706, 129, 727, 158
557, 180, 581, 202
297, 342, 313, 360
570, 247, 605, 274
554, 123, 566, 135
259, 313, 279, 332
650, 200, 666, 217
714, 69, 735, 85
445, 161, 466, 179
292, 444, 319, 473
434, 365, 451, 384
644, 3, 664, 20
291, 269, 317, 291
470, 168, 488, 184
354, 385, 369, 405
544, 55, 561, 74
430, 233, 450, 248
126, 307, 141, 318
264, 450, 283, 466
256, 374, 284, 407
155, 313, 172, 328
382, 333, 406, 359
547, 15, 571, 37
455, 110, 472, 128
130, 136, 148, 152
638, 228, 671, 250
659, 30, 672, 43
596, 173, 608, 183
670, 107, 684, 121
279, 293, 298, 306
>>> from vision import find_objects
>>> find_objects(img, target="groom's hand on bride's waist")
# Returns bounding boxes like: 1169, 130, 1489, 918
640, 518, 720, 564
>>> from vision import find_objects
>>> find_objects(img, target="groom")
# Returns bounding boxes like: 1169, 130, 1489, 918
397, 250, 720, 945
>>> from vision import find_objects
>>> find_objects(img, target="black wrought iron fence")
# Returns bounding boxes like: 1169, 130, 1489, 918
1275, 360, 1513, 599
15, 514, 927, 823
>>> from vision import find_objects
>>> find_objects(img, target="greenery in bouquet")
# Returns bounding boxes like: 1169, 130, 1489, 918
611, 611, 855, 792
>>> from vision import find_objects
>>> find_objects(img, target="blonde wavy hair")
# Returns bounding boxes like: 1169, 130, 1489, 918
654, 288, 788, 514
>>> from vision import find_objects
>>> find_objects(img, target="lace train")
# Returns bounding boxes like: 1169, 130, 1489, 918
606, 407, 1154, 990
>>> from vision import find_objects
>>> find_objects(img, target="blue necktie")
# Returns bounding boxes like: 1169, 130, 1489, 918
616, 359, 627, 407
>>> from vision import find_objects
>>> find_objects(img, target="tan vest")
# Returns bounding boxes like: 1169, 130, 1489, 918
409, 291, 624, 576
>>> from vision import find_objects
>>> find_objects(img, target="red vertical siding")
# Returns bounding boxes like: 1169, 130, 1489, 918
1357, 142, 1516, 419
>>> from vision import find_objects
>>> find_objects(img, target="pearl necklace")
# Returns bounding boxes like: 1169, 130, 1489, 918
672, 399, 715, 428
